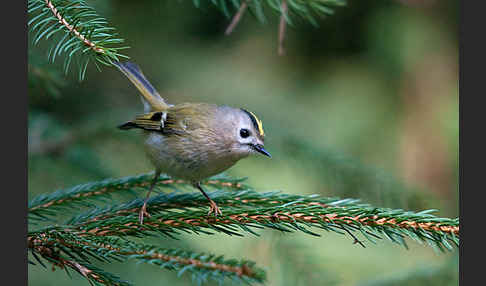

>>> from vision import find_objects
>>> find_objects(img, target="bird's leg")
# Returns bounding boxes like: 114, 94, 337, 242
139, 170, 161, 224
194, 182, 222, 216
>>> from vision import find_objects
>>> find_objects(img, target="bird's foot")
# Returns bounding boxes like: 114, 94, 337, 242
139, 203, 151, 224
207, 200, 222, 216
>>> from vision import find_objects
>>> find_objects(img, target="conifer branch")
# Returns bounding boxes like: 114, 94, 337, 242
27, 0, 347, 81
217, 0, 346, 53
29, 173, 459, 285
278, 0, 288, 56
28, 230, 130, 285
29, 173, 459, 252
28, 173, 247, 222
68, 194, 458, 251
44, 0, 104, 54
225, 1, 249, 35
28, 0, 129, 80
213, 0, 346, 26
28, 228, 266, 285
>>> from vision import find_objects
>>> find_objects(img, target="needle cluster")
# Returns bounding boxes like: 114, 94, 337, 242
28, 172, 459, 285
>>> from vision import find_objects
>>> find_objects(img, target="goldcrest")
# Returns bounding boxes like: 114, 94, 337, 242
114, 62, 271, 224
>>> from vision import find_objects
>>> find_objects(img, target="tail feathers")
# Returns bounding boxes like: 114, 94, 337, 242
114, 61, 168, 112
114, 62, 157, 95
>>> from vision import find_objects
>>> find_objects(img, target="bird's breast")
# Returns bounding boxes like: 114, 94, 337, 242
143, 132, 243, 182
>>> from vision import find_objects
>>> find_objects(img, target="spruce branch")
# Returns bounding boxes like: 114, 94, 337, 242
70, 196, 458, 251
28, 228, 266, 285
28, 0, 129, 80
29, 174, 459, 285
28, 230, 131, 285
28, 0, 347, 80
28, 173, 247, 222
219, 0, 346, 54
28, 173, 459, 252
278, 0, 288, 56
29, 173, 456, 251
225, 1, 249, 35
218, 0, 346, 27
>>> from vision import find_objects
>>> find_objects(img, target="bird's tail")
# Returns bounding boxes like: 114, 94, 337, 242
114, 61, 169, 112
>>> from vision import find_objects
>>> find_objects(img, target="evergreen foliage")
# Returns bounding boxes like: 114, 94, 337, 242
28, 0, 459, 285
28, 0, 346, 79
28, 173, 459, 285
200, 0, 346, 26
28, 0, 129, 80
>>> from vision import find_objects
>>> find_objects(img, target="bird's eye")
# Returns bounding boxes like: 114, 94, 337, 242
240, 128, 250, 138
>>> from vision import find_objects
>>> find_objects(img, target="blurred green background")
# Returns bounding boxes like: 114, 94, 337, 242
28, 0, 459, 285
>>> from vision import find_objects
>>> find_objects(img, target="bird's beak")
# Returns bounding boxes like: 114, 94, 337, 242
252, 144, 272, 158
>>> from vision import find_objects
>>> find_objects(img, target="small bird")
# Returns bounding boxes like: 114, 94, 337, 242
114, 61, 271, 224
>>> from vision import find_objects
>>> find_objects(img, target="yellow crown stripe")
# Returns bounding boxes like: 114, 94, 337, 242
247, 110, 265, 137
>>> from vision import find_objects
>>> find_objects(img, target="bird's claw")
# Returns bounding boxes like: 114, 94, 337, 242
207, 200, 222, 216
139, 203, 151, 224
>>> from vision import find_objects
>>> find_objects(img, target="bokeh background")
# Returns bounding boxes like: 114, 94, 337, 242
28, 0, 459, 285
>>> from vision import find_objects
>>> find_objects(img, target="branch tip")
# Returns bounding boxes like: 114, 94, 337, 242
278, 0, 288, 56
225, 1, 249, 35
44, 0, 104, 54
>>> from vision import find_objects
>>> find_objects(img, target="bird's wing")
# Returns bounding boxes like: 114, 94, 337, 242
118, 111, 165, 131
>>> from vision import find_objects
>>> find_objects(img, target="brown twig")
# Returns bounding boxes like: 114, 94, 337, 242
225, 1, 249, 35
28, 233, 254, 279
71, 196, 326, 227
139, 251, 254, 277
45, 0, 104, 54
28, 235, 107, 285
278, 0, 288, 56
84, 207, 460, 239
29, 178, 243, 213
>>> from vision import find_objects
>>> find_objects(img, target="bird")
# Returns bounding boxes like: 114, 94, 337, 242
114, 61, 271, 224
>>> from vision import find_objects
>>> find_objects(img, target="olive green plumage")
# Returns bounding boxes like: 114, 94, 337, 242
115, 61, 270, 223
